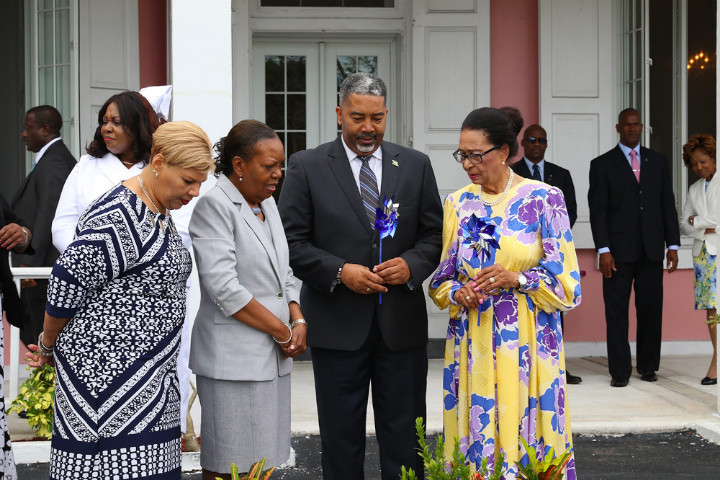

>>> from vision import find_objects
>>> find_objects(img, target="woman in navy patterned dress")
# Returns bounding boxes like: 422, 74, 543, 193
27, 121, 214, 480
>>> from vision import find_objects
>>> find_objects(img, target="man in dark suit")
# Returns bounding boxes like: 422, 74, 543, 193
12, 105, 76, 347
279, 73, 442, 479
588, 108, 680, 387
513, 124, 581, 384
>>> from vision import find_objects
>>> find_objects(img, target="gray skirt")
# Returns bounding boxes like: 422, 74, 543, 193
197, 373, 291, 473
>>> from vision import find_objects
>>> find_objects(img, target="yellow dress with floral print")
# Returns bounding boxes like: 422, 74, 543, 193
429, 179, 581, 479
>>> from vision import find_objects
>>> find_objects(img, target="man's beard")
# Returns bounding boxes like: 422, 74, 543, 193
355, 134, 377, 153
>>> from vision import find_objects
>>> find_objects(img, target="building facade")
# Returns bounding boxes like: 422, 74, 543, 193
3, 0, 717, 356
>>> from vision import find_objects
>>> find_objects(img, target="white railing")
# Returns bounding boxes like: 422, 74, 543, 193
8, 266, 52, 402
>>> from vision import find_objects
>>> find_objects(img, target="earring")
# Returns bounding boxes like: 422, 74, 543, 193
501, 161, 506, 165
239, 176, 243, 182
153, 169, 159, 179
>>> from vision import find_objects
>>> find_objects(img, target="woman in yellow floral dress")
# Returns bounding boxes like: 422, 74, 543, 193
429, 107, 581, 479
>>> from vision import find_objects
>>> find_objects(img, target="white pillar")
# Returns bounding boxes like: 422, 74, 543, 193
169, 0, 233, 144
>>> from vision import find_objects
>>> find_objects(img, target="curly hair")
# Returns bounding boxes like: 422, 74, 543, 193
86, 91, 159, 164
682, 133, 716, 167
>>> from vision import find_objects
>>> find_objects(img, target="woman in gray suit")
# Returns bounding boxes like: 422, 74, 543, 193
189, 120, 307, 479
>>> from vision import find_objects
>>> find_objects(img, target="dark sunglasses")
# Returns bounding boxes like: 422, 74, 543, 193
524, 137, 548, 145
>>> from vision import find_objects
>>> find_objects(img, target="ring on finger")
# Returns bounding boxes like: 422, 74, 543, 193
489, 276, 495, 283
366, 287, 372, 293
466, 295, 471, 301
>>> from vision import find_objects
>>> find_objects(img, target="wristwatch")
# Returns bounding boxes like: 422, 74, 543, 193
517, 272, 528, 289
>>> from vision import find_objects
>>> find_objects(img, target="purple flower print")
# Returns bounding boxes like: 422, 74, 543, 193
519, 345, 531, 387
469, 394, 495, 436
494, 293, 518, 327
545, 188, 571, 234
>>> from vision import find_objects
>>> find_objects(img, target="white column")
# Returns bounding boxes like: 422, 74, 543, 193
169, 0, 233, 144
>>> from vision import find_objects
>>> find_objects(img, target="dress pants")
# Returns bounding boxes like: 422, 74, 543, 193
603, 254, 663, 379
311, 317, 427, 480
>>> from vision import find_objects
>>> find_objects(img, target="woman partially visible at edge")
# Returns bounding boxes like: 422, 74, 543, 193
0, 196, 34, 480
28, 121, 214, 480
189, 120, 306, 479
428, 107, 580, 479
679, 133, 719, 386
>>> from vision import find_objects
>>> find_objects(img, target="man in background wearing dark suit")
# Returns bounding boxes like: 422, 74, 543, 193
588, 108, 680, 387
513, 124, 581, 384
279, 73, 443, 480
12, 105, 76, 347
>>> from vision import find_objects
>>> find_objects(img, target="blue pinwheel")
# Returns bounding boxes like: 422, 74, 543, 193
460, 214, 500, 269
375, 196, 400, 304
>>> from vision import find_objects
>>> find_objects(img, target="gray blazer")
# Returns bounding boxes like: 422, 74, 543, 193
189, 174, 299, 381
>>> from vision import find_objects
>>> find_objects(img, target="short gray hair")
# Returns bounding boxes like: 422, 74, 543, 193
338, 73, 387, 106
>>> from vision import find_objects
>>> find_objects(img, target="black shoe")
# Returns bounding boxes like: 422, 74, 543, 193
17, 410, 27, 419
566, 372, 582, 385
611, 377, 629, 387
701, 376, 717, 385
640, 371, 657, 382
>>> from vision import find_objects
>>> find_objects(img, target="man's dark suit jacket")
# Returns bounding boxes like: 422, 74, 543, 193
0, 194, 32, 328
588, 145, 680, 262
278, 137, 443, 351
12, 139, 76, 268
512, 159, 578, 227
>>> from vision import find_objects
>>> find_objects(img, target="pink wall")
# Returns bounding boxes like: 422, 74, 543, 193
564, 251, 708, 342
138, 0, 168, 88
490, 0, 539, 164
489, 0, 709, 343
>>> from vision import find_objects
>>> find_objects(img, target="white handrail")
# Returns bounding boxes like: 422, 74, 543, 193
8, 266, 52, 402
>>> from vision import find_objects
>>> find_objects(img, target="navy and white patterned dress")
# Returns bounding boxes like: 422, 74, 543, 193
45, 184, 191, 480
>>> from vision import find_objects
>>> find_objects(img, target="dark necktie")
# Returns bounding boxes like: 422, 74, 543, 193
532, 164, 542, 181
359, 156, 380, 226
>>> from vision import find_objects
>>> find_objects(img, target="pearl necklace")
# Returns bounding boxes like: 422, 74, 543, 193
480, 168, 514, 206
121, 159, 136, 166
137, 175, 166, 215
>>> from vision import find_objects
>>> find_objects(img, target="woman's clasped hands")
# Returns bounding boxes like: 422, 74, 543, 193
453, 264, 521, 310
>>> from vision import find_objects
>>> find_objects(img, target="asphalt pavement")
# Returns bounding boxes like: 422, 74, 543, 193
12, 355, 720, 478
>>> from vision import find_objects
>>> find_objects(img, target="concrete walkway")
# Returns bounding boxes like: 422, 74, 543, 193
8, 355, 720, 465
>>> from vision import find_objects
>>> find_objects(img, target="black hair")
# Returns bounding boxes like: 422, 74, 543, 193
461, 106, 524, 157
86, 91, 159, 164
618, 108, 641, 124
26, 105, 63, 136
214, 120, 279, 176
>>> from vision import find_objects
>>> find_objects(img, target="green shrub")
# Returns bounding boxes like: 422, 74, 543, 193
8, 365, 55, 439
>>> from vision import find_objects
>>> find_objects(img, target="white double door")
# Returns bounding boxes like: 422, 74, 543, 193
252, 39, 393, 156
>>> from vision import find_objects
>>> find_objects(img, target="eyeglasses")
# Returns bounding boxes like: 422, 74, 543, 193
452, 145, 501, 164
524, 136, 548, 145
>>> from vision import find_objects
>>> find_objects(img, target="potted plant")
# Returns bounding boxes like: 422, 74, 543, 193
8, 365, 55, 439
217, 458, 275, 480
401, 418, 503, 480
515, 438, 572, 480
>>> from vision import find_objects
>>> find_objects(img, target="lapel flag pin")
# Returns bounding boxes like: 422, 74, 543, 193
392, 159, 399, 167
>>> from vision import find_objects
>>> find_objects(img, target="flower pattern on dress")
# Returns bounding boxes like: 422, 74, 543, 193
45, 185, 189, 480
694, 243, 717, 310
429, 180, 580, 480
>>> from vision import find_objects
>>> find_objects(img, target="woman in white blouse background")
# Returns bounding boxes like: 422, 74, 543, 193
680, 133, 719, 385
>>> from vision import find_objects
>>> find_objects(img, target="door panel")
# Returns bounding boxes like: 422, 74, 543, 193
78, 0, 139, 150
252, 38, 392, 157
